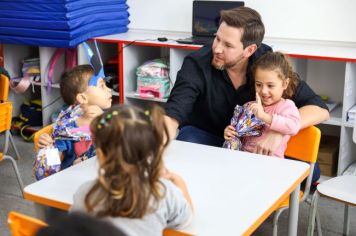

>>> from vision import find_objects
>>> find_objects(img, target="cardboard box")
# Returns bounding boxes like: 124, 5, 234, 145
317, 135, 339, 177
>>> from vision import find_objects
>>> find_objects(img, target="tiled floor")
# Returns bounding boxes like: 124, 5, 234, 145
0, 135, 355, 236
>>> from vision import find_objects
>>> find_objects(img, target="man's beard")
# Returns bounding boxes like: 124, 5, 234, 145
211, 55, 240, 71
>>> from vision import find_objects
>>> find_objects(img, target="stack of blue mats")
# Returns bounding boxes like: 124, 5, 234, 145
0, 0, 129, 48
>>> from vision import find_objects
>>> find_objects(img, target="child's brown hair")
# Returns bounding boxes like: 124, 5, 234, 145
85, 104, 169, 218
252, 51, 299, 99
60, 65, 94, 105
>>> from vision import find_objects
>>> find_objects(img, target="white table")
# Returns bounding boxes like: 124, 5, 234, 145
24, 140, 309, 236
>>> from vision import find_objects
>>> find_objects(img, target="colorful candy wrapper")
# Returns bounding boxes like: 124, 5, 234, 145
223, 102, 265, 150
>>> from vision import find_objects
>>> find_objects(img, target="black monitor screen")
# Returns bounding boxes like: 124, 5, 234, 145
193, 1, 245, 36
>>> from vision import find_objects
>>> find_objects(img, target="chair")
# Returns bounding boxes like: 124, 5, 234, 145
0, 73, 21, 160
33, 124, 53, 152
272, 126, 321, 236
0, 102, 24, 195
8, 211, 47, 236
307, 122, 356, 236
163, 229, 193, 236
307, 175, 356, 236
0, 73, 10, 102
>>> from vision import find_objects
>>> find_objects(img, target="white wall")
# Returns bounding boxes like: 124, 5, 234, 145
127, 0, 356, 43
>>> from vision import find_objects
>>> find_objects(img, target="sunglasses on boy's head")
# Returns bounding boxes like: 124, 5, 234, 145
88, 75, 111, 87
83, 41, 106, 87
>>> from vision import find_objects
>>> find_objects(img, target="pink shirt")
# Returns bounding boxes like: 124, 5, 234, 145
243, 99, 301, 158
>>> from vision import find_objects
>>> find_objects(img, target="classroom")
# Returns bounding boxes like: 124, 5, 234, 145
1, 0, 356, 235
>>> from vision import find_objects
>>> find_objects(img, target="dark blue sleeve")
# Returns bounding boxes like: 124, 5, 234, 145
165, 57, 204, 124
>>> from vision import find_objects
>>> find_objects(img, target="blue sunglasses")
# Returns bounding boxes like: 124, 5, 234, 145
82, 40, 106, 86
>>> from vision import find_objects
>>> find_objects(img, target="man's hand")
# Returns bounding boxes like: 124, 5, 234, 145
38, 133, 54, 149
164, 115, 179, 141
224, 125, 237, 140
253, 130, 283, 156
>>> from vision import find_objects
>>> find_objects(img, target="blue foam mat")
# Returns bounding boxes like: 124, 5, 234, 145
0, 4, 128, 20
0, 0, 126, 12
0, 26, 128, 48
0, 12, 129, 30
0, 19, 130, 39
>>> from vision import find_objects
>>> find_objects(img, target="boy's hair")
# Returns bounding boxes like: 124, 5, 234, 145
86, 104, 169, 218
36, 212, 127, 236
220, 6, 265, 48
251, 51, 300, 99
60, 65, 94, 105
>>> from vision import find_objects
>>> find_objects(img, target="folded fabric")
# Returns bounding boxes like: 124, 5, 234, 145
0, 0, 127, 12
0, 5, 128, 21
0, 0, 129, 47
0, 19, 129, 39
0, 10, 129, 30
0, 26, 128, 48
223, 102, 265, 150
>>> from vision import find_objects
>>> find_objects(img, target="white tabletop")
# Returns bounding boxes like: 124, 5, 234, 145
24, 140, 309, 235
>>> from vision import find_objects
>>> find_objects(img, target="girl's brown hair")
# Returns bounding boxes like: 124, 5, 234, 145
85, 104, 169, 218
251, 52, 300, 99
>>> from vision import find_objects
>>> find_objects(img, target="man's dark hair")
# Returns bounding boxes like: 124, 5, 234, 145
220, 6, 265, 48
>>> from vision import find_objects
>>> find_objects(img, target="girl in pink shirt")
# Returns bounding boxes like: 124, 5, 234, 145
224, 52, 301, 157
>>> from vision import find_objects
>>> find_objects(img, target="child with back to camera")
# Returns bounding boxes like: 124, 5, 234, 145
70, 104, 193, 236
224, 52, 301, 157
41, 65, 112, 170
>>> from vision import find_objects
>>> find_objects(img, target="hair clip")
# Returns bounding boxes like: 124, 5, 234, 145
97, 110, 119, 129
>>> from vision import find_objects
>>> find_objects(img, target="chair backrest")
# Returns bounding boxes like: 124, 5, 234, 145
285, 126, 321, 199
285, 126, 321, 164
0, 102, 12, 133
8, 211, 47, 236
33, 124, 54, 152
163, 229, 193, 236
0, 73, 9, 102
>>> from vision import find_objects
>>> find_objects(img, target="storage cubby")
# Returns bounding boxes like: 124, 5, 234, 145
122, 44, 168, 104
3, 44, 40, 116
2, 41, 122, 126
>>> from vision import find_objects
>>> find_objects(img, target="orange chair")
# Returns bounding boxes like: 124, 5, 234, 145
0, 74, 21, 160
8, 211, 47, 236
0, 102, 24, 195
33, 124, 53, 152
163, 229, 193, 236
0, 73, 9, 102
272, 126, 321, 236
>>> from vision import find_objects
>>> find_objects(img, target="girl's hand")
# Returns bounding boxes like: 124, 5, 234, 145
224, 125, 237, 140
248, 93, 265, 120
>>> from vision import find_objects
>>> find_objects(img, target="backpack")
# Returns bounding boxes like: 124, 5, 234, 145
12, 99, 43, 141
